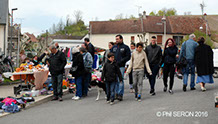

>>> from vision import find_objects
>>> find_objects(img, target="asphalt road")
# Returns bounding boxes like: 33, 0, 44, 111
0, 77, 218, 124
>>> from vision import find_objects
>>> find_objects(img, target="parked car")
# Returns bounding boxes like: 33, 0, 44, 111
213, 49, 218, 78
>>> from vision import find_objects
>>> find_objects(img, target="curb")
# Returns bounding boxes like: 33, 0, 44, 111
0, 89, 69, 118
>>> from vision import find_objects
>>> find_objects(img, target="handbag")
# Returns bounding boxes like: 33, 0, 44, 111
178, 41, 187, 67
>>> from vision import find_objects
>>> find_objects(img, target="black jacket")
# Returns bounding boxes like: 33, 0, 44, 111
110, 42, 131, 67
162, 46, 178, 64
195, 43, 214, 76
88, 43, 95, 59
145, 44, 162, 66
49, 50, 67, 75
101, 60, 122, 82
70, 52, 85, 77
32, 53, 46, 66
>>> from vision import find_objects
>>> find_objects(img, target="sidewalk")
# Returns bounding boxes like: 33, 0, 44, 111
0, 83, 69, 118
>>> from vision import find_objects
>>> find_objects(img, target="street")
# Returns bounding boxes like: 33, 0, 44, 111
0, 77, 218, 124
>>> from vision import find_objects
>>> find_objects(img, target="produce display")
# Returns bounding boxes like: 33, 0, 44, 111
15, 63, 48, 73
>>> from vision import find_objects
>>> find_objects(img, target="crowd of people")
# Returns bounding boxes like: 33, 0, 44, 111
20, 33, 214, 104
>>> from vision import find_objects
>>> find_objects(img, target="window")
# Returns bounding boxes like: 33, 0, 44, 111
131, 36, 135, 43
173, 36, 184, 46
157, 35, 162, 45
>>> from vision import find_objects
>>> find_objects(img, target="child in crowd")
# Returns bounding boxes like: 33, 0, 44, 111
101, 53, 122, 105
126, 42, 152, 101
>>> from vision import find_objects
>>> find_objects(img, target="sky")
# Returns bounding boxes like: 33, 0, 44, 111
9, 0, 218, 36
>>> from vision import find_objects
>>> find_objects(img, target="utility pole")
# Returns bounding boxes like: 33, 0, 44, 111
16, 24, 21, 67
46, 30, 48, 47
162, 16, 166, 45
135, 5, 142, 17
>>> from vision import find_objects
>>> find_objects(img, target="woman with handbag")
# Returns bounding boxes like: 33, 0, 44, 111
195, 37, 214, 91
161, 38, 178, 94
70, 47, 85, 100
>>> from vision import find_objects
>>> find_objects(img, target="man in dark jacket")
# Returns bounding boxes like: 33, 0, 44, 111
85, 38, 95, 59
145, 36, 162, 96
110, 34, 131, 101
49, 45, 67, 101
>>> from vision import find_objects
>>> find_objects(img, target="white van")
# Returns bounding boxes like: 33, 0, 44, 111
213, 49, 218, 78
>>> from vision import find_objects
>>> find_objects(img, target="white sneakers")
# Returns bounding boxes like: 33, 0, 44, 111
72, 96, 80, 100
201, 87, 206, 91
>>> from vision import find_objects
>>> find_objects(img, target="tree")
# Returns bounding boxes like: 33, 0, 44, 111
74, 10, 83, 23
165, 8, 177, 16
157, 10, 165, 16
149, 8, 177, 16
115, 13, 124, 20
66, 14, 72, 26
149, 11, 156, 16
129, 15, 136, 19
57, 18, 64, 32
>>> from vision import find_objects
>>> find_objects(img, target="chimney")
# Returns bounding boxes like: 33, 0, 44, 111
143, 11, 146, 19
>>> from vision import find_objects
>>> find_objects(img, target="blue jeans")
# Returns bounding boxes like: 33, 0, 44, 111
75, 76, 83, 97
183, 59, 195, 88
116, 67, 125, 96
51, 74, 63, 98
148, 64, 160, 92
106, 82, 116, 101
82, 72, 91, 96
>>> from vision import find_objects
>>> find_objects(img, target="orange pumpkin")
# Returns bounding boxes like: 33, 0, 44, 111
16, 68, 21, 72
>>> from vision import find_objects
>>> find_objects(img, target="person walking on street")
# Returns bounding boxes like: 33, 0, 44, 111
179, 34, 198, 91
84, 38, 95, 59
145, 36, 162, 96
126, 42, 152, 101
70, 47, 85, 100
161, 38, 178, 94
49, 45, 67, 101
80, 47, 93, 97
101, 53, 122, 105
111, 34, 131, 101
195, 37, 214, 91
126, 42, 136, 93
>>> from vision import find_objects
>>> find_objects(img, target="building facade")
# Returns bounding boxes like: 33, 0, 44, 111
89, 15, 207, 49
0, 0, 9, 55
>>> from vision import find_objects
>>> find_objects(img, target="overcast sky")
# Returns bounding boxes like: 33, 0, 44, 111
9, 0, 218, 36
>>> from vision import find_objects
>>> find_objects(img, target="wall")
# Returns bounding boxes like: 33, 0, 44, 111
90, 33, 145, 49
0, 25, 4, 53
90, 33, 186, 49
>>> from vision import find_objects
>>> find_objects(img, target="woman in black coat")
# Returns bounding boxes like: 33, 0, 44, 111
161, 38, 178, 94
195, 37, 214, 91
70, 47, 85, 100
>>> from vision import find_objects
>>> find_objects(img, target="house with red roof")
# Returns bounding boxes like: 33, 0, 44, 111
89, 13, 212, 49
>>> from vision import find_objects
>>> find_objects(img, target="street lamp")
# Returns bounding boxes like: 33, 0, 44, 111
204, 13, 208, 41
162, 16, 166, 45
9, 8, 18, 57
